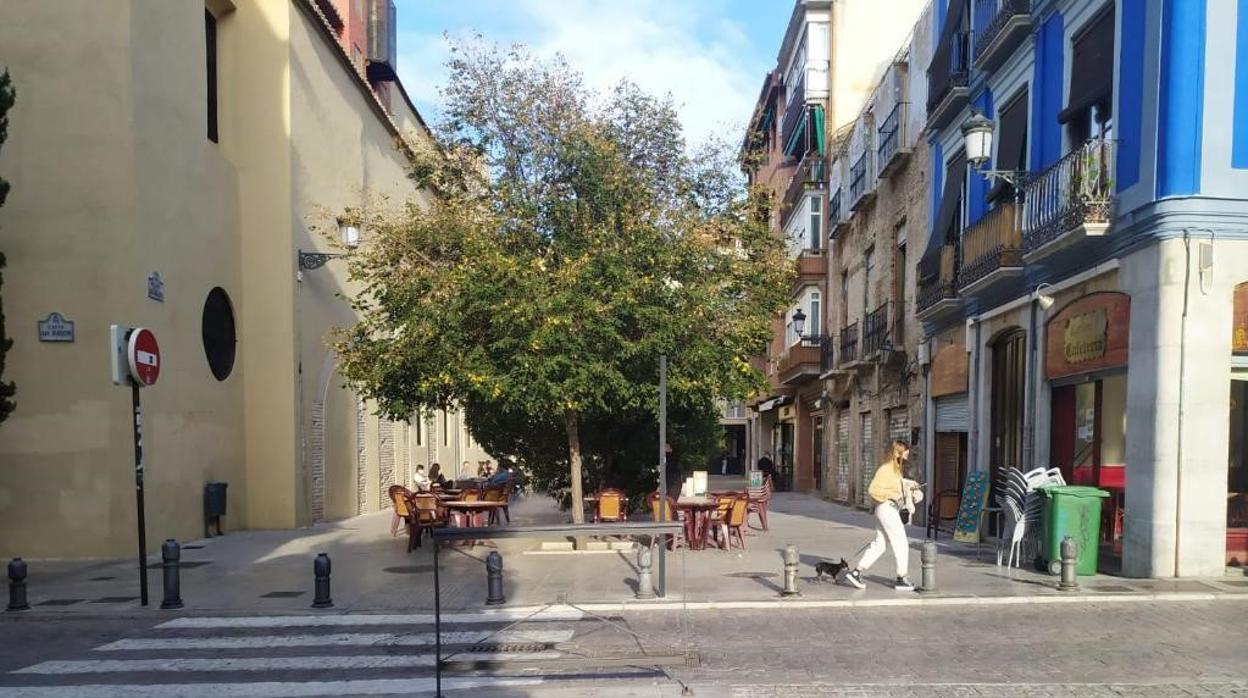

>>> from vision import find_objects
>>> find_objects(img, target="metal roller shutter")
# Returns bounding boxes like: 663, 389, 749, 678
934, 394, 969, 432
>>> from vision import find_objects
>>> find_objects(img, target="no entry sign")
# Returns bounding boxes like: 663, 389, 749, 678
127, 328, 161, 387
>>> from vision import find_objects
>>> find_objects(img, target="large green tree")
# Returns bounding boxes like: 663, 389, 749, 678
0, 70, 16, 423
333, 42, 790, 522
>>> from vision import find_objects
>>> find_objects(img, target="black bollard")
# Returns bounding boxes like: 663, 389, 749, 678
312, 553, 333, 608
7, 558, 29, 612
485, 551, 505, 606
919, 540, 937, 593
160, 539, 184, 610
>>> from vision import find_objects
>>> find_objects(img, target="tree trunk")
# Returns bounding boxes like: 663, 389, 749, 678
565, 409, 585, 526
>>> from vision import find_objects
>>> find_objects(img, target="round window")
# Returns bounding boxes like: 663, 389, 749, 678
202, 287, 236, 381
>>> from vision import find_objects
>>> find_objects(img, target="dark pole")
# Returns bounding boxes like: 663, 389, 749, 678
132, 380, 149, 607
658, 354, 667, 599
434, 538, 442, 697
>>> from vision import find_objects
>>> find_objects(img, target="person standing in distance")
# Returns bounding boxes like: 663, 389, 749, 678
841, 440, 923, 591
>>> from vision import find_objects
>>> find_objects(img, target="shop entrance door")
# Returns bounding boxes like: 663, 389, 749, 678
777, 422, 794, 490
1227, 378, 1248, 567
990, 329, 1026, 474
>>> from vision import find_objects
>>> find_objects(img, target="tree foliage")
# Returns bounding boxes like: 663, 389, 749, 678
332, 41, 790, 516
0, 70, 16, 424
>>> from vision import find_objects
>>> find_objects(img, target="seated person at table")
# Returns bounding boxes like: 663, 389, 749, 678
429, 463, 449, 488
487, 463, 514, 488
412, 465, 431, 490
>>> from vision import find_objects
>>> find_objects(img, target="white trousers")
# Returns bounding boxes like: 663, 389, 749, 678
855, 501, 910, 577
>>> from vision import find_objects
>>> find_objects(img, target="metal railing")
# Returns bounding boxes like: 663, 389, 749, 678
829, 186, 843, 232
819, 338, 835, 372
877, 102, 908, 169
862, 303, 890, 356
849, 151, 870, 206
780, 76, 806, 154
1021, 138, 1116, 255
927, 31, 971, 114
916, 244, 961, 314
839, 322, 859, 364
960, 200, 1023, 288
974, 0, 1030, 58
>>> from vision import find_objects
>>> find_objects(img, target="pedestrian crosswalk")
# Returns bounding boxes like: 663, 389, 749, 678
0, 608, 599, 697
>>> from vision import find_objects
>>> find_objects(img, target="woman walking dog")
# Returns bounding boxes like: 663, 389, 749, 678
841, 439, 923, 591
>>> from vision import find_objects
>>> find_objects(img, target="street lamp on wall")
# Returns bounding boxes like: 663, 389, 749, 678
962, 109, 994, 169
297, 219, 361, 279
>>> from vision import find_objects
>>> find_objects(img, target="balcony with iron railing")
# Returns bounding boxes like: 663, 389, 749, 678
780, 156, 827, 229
877, 101, 910, 177
1021, 138, 1116, 259
829, 186, 846, 237
777, 343, 824, 385
916, 243, 963, 320
862, 302, 891, 357
839, 322, 859, 366
927, 31, 971, 130
849, 151, 873, 210
973, 0, 1032, 72
958, 200, 1023, 294
780, 75, 806, 156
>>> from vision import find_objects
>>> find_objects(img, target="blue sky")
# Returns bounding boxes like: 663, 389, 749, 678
394, 0, 792, 145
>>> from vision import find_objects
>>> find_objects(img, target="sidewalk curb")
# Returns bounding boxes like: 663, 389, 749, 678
2, 590, 1243, 622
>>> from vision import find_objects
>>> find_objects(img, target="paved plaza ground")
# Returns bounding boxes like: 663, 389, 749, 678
1, 482, 1246, 695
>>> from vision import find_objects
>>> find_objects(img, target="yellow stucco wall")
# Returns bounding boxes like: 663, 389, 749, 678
0, 0, 491, 558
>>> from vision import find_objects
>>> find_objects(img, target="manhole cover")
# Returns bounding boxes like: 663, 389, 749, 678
147, 561, 212, 570
723, 571, 779, 579
467, 643, 549, 653
91, 596, 138, 604
1090, 585, 1135, 593
260, 591, 305, 599
383, 565, 433, 574
88, 576, 116, 582
35, 599, 83, 606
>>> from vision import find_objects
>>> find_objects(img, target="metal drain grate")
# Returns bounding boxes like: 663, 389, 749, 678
182, 545, 205, 550
466, 643, 550, 653
91, 596, 139, 604
260, 591, 305, 599
88, 576, 116, 582
383, 565, 433, 574
36, 599, 84, 606
723, 571, 779, 579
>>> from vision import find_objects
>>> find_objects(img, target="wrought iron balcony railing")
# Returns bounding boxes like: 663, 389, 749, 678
959, 200, 1023, 290
780, 75, 806, 155
1021, 138, 1116, 256
916, 244, 961, 316
829, 186, 844, 233
877, 102, 909, 173
849, 152, 870, 207
862, 303, 890, 357
927, 31, 971, 116
780, 155, 827, 229
974, 0, 1031, 62
839, 322, 859, 365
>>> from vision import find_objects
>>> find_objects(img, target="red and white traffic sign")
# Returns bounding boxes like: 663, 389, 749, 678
127, 328, 161, 387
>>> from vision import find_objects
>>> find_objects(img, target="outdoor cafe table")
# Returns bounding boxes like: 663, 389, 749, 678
675, 496, 719, 551
442, 500, 506, 527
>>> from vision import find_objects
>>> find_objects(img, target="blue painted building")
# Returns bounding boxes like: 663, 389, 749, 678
916, 0, 1248, 577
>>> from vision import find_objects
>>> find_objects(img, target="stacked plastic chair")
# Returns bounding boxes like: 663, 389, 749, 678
994, 467, 1065, 569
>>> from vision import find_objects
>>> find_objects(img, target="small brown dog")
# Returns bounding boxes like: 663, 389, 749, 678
814, 558, 848, 583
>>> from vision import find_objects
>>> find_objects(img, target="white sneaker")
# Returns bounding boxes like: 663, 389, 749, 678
894, 576, 915, 591
841, 568, 866, 589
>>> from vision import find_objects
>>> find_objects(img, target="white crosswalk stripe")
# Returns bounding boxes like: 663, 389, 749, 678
0, 611, 594, 696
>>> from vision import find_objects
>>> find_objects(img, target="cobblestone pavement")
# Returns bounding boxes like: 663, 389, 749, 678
0, 600, 1244, 696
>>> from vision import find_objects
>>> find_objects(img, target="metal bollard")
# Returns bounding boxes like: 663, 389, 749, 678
6, 558, 29, 612
1057, 536, 1079, 591
160, 539, 184, 610
779, 544, 800, 597
919, 540, 937, 593
485, 551, 505, 606
312, 553, 333, 608
635, 545, 656, 600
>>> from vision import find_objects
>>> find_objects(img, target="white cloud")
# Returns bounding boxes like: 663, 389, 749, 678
396, 0, 765, 147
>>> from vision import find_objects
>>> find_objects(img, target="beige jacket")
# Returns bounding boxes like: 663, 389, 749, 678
867, 463, 924, 511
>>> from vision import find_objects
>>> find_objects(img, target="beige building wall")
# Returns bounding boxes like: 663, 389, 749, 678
828, 0, 929, 130
0, 0, 489, 558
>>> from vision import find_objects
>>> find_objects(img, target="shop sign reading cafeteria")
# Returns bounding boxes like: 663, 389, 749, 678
1046, 292, 1130, 380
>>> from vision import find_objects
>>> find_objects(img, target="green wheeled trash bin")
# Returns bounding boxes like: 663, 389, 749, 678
1041, 485, 1110, 576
